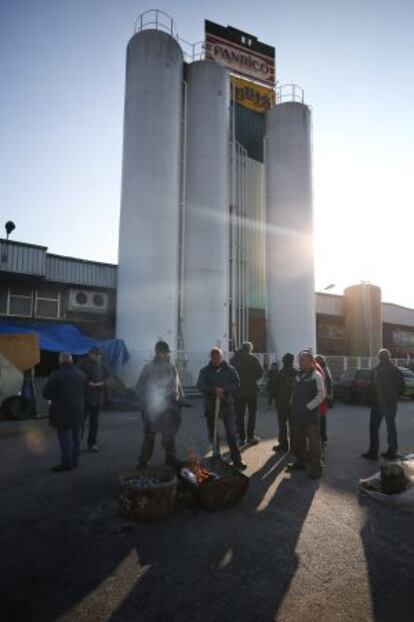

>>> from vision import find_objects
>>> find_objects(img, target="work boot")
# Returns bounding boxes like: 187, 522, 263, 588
247, 436, 260, 446
286, 462, 305, 471
361, 452, 378, 460
273, 444, 289, 453
308, 471, 322, 479
234, 461, 247, 471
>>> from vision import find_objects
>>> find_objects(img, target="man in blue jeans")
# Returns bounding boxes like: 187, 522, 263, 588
197, 348, 247, 471
362, 349, 405, 461
43, 352, 87, 472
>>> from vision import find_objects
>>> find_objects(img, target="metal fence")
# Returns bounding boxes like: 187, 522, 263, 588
324, 356, 411, 380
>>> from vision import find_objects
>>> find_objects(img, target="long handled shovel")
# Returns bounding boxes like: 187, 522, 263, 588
213, 395, 220, 455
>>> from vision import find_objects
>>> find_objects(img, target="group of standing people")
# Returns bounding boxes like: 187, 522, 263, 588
135, 340, 331, 479
45, 338, 405, 478
43, 347, 110, 472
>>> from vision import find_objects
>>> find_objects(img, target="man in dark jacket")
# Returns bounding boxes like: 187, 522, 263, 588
287, 351, 326, 478
362, 349, 405, 460
136, 341, 184, 468
230, 342, 263, 446
198, 348, 247, 470
77, 346, 111, 452
273, 353, 297, 453
43, 352, 87, 472
267, 362, 279, 408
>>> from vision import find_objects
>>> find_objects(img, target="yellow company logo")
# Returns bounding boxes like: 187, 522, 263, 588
232, 77, 274, 113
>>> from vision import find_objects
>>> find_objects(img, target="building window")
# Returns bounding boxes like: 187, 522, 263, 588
0, 287, 7, 314
35, 288, 60, 319
9, 286, 33, 317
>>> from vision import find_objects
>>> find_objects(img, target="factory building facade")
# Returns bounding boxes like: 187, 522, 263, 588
2, 239, 414, 374
0, 239, 117, 344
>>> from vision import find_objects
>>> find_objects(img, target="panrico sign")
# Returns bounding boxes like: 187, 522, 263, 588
205, 20, 275, 87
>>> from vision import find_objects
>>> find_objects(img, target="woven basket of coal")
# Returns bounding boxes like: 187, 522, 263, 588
180, 456, 249, 511
119, 467, 177, 521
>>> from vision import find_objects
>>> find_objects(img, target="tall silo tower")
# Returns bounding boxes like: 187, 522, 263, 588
265, 89, 316, 359
182, 60, 230, 380
344, 283, 382, 357
116, 20, 183, 381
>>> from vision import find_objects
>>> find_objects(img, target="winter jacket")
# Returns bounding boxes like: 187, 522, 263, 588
230, 350, 263, 397
43, 363, 87, 429
136, 357, 184, 432
197, 361, 240, 417
367, 361, 405, 410
314, 362, 333, 416
275, 366, 298, 410
77, 357, 111, 407
291, 369, 326, 426
267, 367, 279, 397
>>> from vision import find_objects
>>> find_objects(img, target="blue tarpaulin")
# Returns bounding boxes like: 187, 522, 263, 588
0, 321, 129, 370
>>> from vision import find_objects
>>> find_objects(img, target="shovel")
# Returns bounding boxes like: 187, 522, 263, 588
213, 394, 220, 455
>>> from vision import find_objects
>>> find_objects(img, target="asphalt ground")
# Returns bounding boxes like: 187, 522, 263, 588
1, 398, 414, 622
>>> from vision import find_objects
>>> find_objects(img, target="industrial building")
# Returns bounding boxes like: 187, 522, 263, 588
2, 238, 414, 375
116, 12, 315, 382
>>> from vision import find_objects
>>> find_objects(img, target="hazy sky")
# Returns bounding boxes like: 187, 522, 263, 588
1, 0, 413, 306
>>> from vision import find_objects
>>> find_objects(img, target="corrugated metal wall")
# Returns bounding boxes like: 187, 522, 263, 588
0, 240, 46, 276
45, 255, 117, 288
0, 241, 117, 289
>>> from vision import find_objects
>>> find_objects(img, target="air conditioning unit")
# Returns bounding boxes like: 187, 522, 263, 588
69, 289, 109, 314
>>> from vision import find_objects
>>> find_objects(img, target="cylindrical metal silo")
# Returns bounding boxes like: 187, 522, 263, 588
116, 29, 183, 382
265, 101, 316, 360
344, 283, 382, 356
182, 60, 230, 380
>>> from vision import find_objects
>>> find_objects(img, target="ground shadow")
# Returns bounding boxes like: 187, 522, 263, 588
0, 400, 319, 622
359, 486, 414, 621
107, 453, 319, 622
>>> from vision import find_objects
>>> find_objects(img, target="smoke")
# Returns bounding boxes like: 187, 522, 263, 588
144, 373, 174, 422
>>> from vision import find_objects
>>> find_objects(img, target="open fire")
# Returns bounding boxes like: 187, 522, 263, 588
180, 454, 220, 486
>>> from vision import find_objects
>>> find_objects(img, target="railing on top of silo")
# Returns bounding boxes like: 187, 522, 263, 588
133, 9, 205, 63
177, 37, 205, 62
276, 84, 305, 104
134, 9, 177, 36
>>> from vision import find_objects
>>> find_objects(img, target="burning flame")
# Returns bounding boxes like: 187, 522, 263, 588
188, 453, 213, 484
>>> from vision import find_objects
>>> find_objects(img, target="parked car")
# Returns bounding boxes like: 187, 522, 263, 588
398, 367, 414, 399
333, 368, 371, 404
334, 366, 414, 404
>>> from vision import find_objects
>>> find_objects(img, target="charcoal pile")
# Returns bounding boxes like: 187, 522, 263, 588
119, 467, 177, 521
